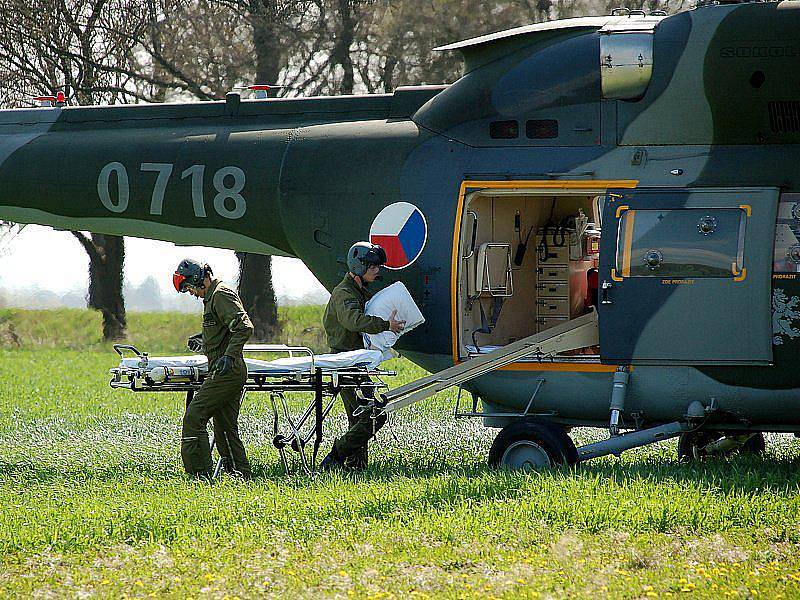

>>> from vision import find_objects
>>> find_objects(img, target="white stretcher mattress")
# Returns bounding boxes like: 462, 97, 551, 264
119, 348, 385, 374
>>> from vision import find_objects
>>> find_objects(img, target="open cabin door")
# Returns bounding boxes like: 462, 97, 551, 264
598, 187, 778, 365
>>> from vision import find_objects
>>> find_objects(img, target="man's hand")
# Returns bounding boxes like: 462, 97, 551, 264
215, 355, 234, 376
389, 309, 406, 334
187, 333, 203, 353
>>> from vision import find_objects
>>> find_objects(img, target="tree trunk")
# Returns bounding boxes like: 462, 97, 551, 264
250, 13, 283, 90
73, 232, 127, 341
236, 251, 279, 342
236, 9, 283, 341
332, 0, 355, 94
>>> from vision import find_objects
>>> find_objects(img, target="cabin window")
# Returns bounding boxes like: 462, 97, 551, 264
489, 120, 519, 139
773, 194, 800, 272
526, 119, 558, 139
615, 208, 747, 278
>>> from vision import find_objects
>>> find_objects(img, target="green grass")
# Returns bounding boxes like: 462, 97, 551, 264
0, 306, 328, 353
0, 310, 799, 598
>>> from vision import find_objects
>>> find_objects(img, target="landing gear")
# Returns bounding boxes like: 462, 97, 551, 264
677, 431, 766, 461
488, 420, 578, 470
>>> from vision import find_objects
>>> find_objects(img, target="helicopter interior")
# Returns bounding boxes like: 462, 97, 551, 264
457, 188, 604, 361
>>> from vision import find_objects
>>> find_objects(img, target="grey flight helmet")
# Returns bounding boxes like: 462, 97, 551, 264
173, 258, 212, 292
347, 241, 387, 276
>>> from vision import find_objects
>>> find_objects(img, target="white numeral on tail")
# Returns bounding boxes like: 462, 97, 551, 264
98, 162, 246, 219
213, 166, 247, 219
140, 163, 173, 216
181, 165, 207, 217
97, 162, 129, 213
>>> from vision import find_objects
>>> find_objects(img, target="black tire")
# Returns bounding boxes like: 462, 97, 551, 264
488, 420, 578, 470
678, 430, 721, 462
740, 432, 766, 455
678, 431, 766, 461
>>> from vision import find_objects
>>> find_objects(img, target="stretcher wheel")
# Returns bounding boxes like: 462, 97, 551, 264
488, 420, 578, 470
291, 438, 304, 452
677, 431, 765, 461
272, 435, 286, 449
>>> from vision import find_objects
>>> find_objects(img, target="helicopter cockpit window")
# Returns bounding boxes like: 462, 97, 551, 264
615, 208, 747, 278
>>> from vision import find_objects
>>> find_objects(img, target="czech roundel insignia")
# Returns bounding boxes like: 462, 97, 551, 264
369, 202, 428, 270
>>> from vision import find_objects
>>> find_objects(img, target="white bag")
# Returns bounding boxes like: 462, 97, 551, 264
363, 282, 425, 359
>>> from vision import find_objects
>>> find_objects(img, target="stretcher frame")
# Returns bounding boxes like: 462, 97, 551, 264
109, 344, 395, 475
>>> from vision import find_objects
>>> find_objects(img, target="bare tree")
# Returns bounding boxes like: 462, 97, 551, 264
0, 0, 155, 340
136, 0, 324, 341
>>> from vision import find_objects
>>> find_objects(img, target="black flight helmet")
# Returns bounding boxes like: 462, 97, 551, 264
347, 241, 387, 276
173, 258, 211, 293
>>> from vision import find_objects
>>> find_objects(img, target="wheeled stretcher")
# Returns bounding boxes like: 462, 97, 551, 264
109, 344, 396, 475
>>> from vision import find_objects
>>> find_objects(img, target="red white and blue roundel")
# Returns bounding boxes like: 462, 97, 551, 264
369, 202, 428, 270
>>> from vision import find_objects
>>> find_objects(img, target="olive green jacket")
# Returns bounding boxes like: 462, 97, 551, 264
202, 279, 254, 365
323, 275, 389, 352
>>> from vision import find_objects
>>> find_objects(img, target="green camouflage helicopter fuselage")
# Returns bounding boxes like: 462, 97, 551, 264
0, 1, 798, 435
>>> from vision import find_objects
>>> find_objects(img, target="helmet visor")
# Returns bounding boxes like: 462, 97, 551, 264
172, 272, 187, 293
363, 245, 387, 267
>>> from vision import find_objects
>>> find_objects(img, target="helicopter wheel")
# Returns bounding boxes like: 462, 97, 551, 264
678, 431, 766, 462
488, 420, 578, 470
740, 432, 766, 455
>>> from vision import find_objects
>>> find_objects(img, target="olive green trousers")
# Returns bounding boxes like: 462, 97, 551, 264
332, 377, 387, 466
181, 358, 251, 478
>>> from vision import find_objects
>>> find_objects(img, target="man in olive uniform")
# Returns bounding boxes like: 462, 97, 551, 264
173, 259, 255, 480
319, 241, 405, 470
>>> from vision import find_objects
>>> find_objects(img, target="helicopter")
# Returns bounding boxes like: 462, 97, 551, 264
0, 0, 799, 469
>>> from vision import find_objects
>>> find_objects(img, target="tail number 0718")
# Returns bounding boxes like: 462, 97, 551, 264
97, 162, 247, 220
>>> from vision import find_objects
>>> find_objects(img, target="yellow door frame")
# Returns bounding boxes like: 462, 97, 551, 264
450, 179, 639, 372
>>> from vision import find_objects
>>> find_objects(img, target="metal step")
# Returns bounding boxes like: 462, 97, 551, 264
380, 310, 599, 414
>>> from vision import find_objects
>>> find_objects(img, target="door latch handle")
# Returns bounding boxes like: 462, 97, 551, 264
601, 280, 613, 304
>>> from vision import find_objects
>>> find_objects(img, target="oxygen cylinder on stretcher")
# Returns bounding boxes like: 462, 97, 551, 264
147, 365, 202, 384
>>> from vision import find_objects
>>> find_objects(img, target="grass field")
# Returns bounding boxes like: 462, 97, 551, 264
0, 309, 799, 598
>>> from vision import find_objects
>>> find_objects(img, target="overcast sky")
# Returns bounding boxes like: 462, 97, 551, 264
0, 225, 327, 299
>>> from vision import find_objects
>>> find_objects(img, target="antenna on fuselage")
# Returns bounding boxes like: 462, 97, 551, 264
234, 84, 286, 100
32, 91, 65, 108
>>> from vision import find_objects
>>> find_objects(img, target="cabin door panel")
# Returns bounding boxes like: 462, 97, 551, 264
598, 187, 778, 365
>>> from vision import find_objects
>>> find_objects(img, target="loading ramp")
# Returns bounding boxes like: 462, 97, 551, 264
380, 310, 599, 414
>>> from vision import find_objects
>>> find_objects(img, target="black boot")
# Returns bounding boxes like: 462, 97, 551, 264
219, 457, 252, 481
319, 444, 347, 471
344, 447, 368, 471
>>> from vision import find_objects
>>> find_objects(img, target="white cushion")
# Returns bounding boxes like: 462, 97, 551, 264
362, 282, 425, 359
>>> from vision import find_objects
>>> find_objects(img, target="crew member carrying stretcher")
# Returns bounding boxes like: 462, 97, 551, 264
173, 259, 254, 480
319, 242, 405, 471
